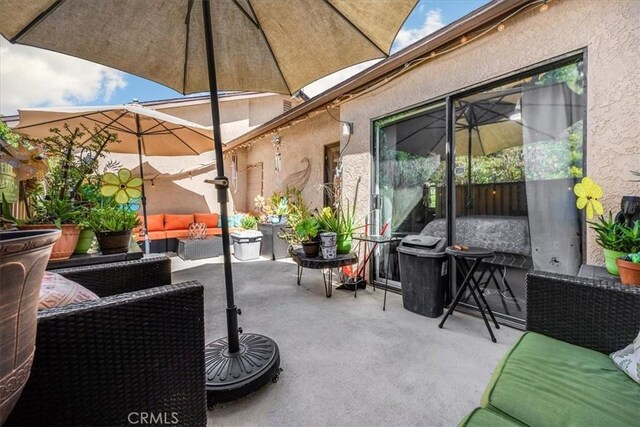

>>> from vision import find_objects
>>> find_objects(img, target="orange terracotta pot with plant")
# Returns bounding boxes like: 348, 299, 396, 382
617, 253, 640, 286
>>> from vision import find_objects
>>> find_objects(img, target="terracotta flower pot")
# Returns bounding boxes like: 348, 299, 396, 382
616, 258, 640, 286
0, 229, 61, 424
18, 224, 80, 260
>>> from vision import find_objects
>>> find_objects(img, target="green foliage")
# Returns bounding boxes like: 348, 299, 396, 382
240, 215, 258, 230
0, 120, 21, 147
589, 214, 640, 253
23, 125, 119, 225
317, 201, 360, 236
86, 205, 140, 232
295, 216, 319, 242
537, 61, 584, 95
621, 253, 640, 264
29, 196, 82, 227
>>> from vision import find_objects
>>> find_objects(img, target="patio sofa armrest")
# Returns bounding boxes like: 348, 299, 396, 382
50, 254, 172, 297
7, 281, 206, 427
526, 270, 640, 354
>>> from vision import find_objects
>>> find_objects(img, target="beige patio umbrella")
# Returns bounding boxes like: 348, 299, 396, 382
13, 104, 214, 254
0, 0, 418, 405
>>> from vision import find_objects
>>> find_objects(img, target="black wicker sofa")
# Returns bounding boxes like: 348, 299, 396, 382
460, 271, 640, 426
7, 255, 207, 426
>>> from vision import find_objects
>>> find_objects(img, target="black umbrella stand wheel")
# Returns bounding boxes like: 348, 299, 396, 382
204, 333, 281, 407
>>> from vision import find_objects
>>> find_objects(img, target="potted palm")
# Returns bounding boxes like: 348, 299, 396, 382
295, 216, 320, 257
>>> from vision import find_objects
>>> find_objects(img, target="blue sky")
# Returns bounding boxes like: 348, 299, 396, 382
0, 0, 489, 116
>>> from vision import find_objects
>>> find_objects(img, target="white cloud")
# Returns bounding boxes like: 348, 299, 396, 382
302, 59, 381, 98
392, 8, 444, 52
0, 38, 127, 116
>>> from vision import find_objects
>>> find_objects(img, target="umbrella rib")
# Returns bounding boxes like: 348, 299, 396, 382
321, 0, 387, 55
183, 0, 195, 93
10, 0, 66, 43
245, 0, 293, 94
232, 0, 260, 29
152, 118, 201, 155
98, 111, 137, 134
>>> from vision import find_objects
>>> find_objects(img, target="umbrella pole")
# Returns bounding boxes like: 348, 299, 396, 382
135, 117, 150, 255
201, 0, 280, 407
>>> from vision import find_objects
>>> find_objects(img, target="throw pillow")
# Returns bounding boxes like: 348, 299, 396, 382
39, 272, 99, 310
610, 331, 640, 384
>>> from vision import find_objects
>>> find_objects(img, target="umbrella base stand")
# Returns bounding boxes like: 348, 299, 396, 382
205, 333, 281, 408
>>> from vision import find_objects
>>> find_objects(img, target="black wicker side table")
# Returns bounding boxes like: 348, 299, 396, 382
178, 237, 223, 260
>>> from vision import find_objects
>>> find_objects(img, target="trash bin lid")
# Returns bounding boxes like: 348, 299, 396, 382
398, 235, 446, 257
231, 230, 263, 239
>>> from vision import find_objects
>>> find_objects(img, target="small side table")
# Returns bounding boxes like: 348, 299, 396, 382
291, 249, 358, 297
177, 237, 223, 260
353, 234, 401, 310
439, 246, 500, 342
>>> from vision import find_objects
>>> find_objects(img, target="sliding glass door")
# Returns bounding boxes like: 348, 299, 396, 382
452, 59, 585, 322
372, 56, 585, 324
373, 102, 447, 289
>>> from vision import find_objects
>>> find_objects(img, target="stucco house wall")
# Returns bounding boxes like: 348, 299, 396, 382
238, 110, 341, 213
338, 0, 640, 265
107, 93, 300, 215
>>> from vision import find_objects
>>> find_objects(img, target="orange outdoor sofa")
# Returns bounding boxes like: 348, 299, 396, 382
134, 213, 241, 253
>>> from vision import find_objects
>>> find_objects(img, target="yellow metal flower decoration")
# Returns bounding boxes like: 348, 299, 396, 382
100, 168, 142, 204
574, 177, 604, 219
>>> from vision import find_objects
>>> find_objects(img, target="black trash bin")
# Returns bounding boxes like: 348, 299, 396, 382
397, 235, 447, 317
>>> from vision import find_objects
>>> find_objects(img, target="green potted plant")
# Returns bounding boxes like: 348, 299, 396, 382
14, 126, 118, 259
90, 168, 142, 254
240, 214, 258, 230
617, 252, 640, 286
295, 215, 320, 257
574, 177, 639, 275
317, 202, 360, 254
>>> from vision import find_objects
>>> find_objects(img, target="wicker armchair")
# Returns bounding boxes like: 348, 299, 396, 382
7, 256, 207, 426
526, 270, 640, 354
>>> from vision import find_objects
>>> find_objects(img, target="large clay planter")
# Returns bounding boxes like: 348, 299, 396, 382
19, 224, 80, 260
0, 229, 61, 424
617, 258, 640, 286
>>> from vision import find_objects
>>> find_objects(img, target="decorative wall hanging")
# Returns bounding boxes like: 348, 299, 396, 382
272, 135, 282, 175
231, 153, 238, 193
276, 157, 311, 194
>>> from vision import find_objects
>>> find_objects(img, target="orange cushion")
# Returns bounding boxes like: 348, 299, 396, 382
146, 214, 165, 231
194, 212, 219, 228
165, 229, 190, 239
134, 231, 166, 242
164, 214, 194, 231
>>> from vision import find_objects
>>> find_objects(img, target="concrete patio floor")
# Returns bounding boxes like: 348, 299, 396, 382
171, 255, 523, 427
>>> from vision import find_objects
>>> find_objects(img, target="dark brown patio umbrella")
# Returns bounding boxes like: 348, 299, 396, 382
0, 0, 418, 404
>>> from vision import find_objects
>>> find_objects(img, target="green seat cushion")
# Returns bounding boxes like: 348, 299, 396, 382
482, 332, 640, 426
459, 408, 524, 427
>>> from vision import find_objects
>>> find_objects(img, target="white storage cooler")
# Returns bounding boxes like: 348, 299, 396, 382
231, 230, 263, 261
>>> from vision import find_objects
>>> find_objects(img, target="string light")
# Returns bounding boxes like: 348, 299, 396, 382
497, 23, 505, 31
460, 36, 468, 44
539, 3, 549, 12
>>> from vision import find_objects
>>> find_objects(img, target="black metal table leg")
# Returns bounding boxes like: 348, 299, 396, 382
297, 265, 302, 285
440, 246, 498, 343
383, 245, 392, 311
322, 268, 333, 298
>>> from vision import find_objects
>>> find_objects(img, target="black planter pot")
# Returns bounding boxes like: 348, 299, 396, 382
95, 230, 132, 255
302, 241, 320, 258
